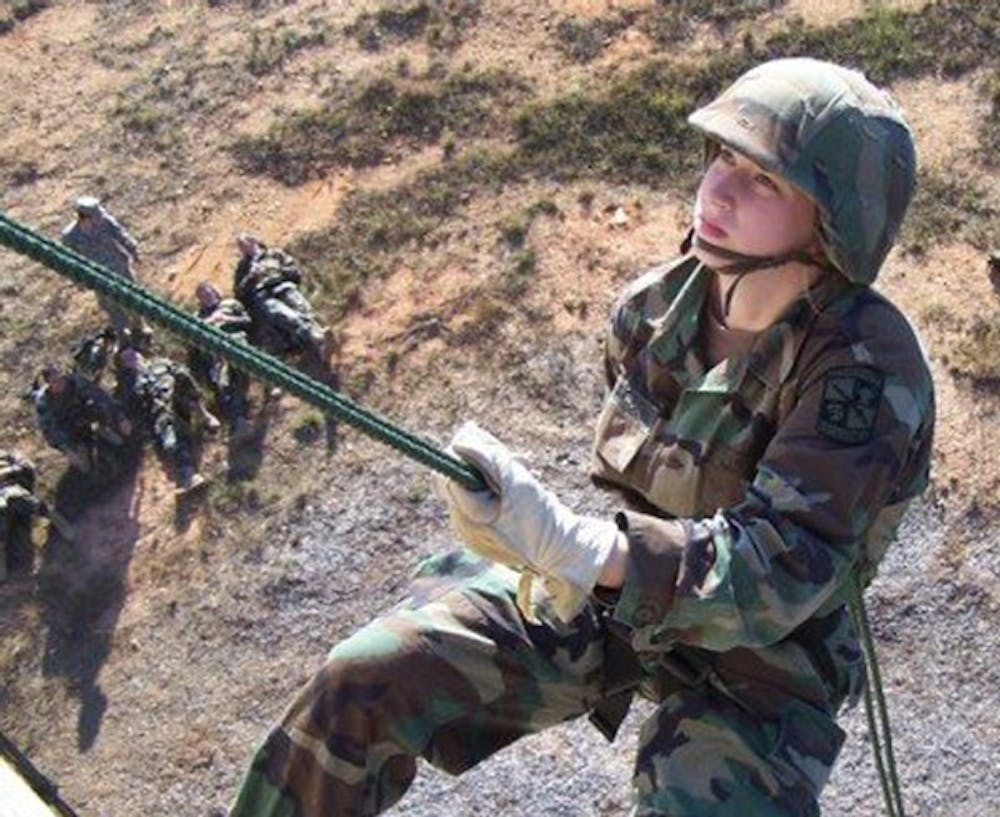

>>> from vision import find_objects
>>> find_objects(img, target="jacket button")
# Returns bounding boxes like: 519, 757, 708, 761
634, 604, 657, 626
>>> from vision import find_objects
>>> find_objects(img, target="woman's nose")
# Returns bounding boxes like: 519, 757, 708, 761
706, 175, 734, 210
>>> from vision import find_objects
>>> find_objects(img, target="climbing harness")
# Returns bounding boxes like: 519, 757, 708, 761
0, 211, 485, 493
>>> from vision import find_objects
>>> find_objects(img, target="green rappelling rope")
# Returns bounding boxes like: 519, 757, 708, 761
847, 573, 906, 817
0, 210, 486, 492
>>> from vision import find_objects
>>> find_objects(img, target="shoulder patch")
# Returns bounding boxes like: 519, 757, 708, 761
816, 365, 885, 445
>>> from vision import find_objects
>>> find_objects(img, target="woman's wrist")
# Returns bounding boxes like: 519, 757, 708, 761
597, 531, 629, 589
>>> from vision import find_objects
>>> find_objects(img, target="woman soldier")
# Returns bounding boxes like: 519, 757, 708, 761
230, 57, 934, 817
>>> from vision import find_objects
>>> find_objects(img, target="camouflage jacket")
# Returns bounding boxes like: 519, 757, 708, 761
0, 450, 42, 519
233, 246, 302, 302
32, 375, 127, 451
61, 209, 139, 279
0, 482, 44, 520
0, 450, 36, 493
199, 297, 252, 342
593, 255, 934, 712
121, 358, 202, 426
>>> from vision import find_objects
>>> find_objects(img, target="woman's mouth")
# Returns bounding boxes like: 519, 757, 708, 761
696, 216, 728, 240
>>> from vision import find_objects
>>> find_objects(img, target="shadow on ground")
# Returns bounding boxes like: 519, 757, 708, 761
37, 450, 142, 751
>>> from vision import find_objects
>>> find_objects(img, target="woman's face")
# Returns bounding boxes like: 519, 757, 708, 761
692, 146, 818, 268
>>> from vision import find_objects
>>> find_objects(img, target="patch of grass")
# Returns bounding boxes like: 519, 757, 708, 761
287, 149, 520, 318
902, 170, 1000, 255
919, 302, 963, 333
499, 248, 537, 298
499, 214, 529, 249
554, 11, 636, 63
233, 66, 528, 183
346, 0, 482, 52
513, 54, 751, 185
292, 409, 325, 445
111, 43, 250, 154
946, 314, 1000, 385
451, 294, 514, 345
763, 0, 998, 84
347, 2, 430, 49
647, 0, 783, 44
116, 100, 168, 135
980, 68, 1000, 166
205, 0, 284, 8
1, 159, 40, 188
0, 0, 49, 35
246, 17, 330, 76
497, 199, 560, 249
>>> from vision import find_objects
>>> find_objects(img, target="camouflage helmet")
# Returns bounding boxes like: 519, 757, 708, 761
687, 58, 916, 284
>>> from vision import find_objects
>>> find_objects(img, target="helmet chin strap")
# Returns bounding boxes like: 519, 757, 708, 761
680, 229, 824, 321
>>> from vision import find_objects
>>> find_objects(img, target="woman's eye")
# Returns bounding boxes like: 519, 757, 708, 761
754, 173, 779, 192
717, 148, 736, 164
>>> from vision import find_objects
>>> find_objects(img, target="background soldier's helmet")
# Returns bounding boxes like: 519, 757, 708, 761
687, 57, 917, 285
74, 195, 101, 216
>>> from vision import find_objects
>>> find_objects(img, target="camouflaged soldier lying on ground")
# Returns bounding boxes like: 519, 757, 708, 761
230, 58, 935, 817
189, 281, 255, 443
232, 234, 340, 450
232, 233, 330, 369
115, 348, 221, 496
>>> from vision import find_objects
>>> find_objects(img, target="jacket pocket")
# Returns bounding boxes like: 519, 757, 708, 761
592, 374, 660, 475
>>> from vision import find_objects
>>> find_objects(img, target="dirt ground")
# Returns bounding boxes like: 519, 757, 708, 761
0, 1, 998, 816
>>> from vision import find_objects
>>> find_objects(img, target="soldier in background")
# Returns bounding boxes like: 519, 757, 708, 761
61, 195, 146, 335
232, 234, 339, 450
115, 348, 220, 496
0, 450, 72, 582
190, 280, 254, 442
29, 365, 132, 475
232, 233, 329, 368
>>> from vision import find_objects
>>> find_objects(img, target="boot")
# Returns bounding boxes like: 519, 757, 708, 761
176, 466, 208, 496
201, 409, 222, 434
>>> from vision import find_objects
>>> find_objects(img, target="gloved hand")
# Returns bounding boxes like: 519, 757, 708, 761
436, 421, 619, 622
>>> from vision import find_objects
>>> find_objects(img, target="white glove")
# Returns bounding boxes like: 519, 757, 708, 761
436, 422, 619, 622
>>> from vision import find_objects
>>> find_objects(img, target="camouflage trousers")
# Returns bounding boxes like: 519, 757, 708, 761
206, 358, 249, 426
96, 292, 146, 335
1, 491, 37, 582
151, 412, 195, 472
230, 551, 839, 817
251, 284, 319, 349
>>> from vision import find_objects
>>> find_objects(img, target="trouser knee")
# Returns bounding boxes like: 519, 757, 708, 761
297, 645, 435, 755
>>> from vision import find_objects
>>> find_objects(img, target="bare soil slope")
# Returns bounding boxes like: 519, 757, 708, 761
1, 1, 998, 815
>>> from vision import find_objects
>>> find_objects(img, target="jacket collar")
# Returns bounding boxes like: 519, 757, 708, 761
650, 255, 851, 389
